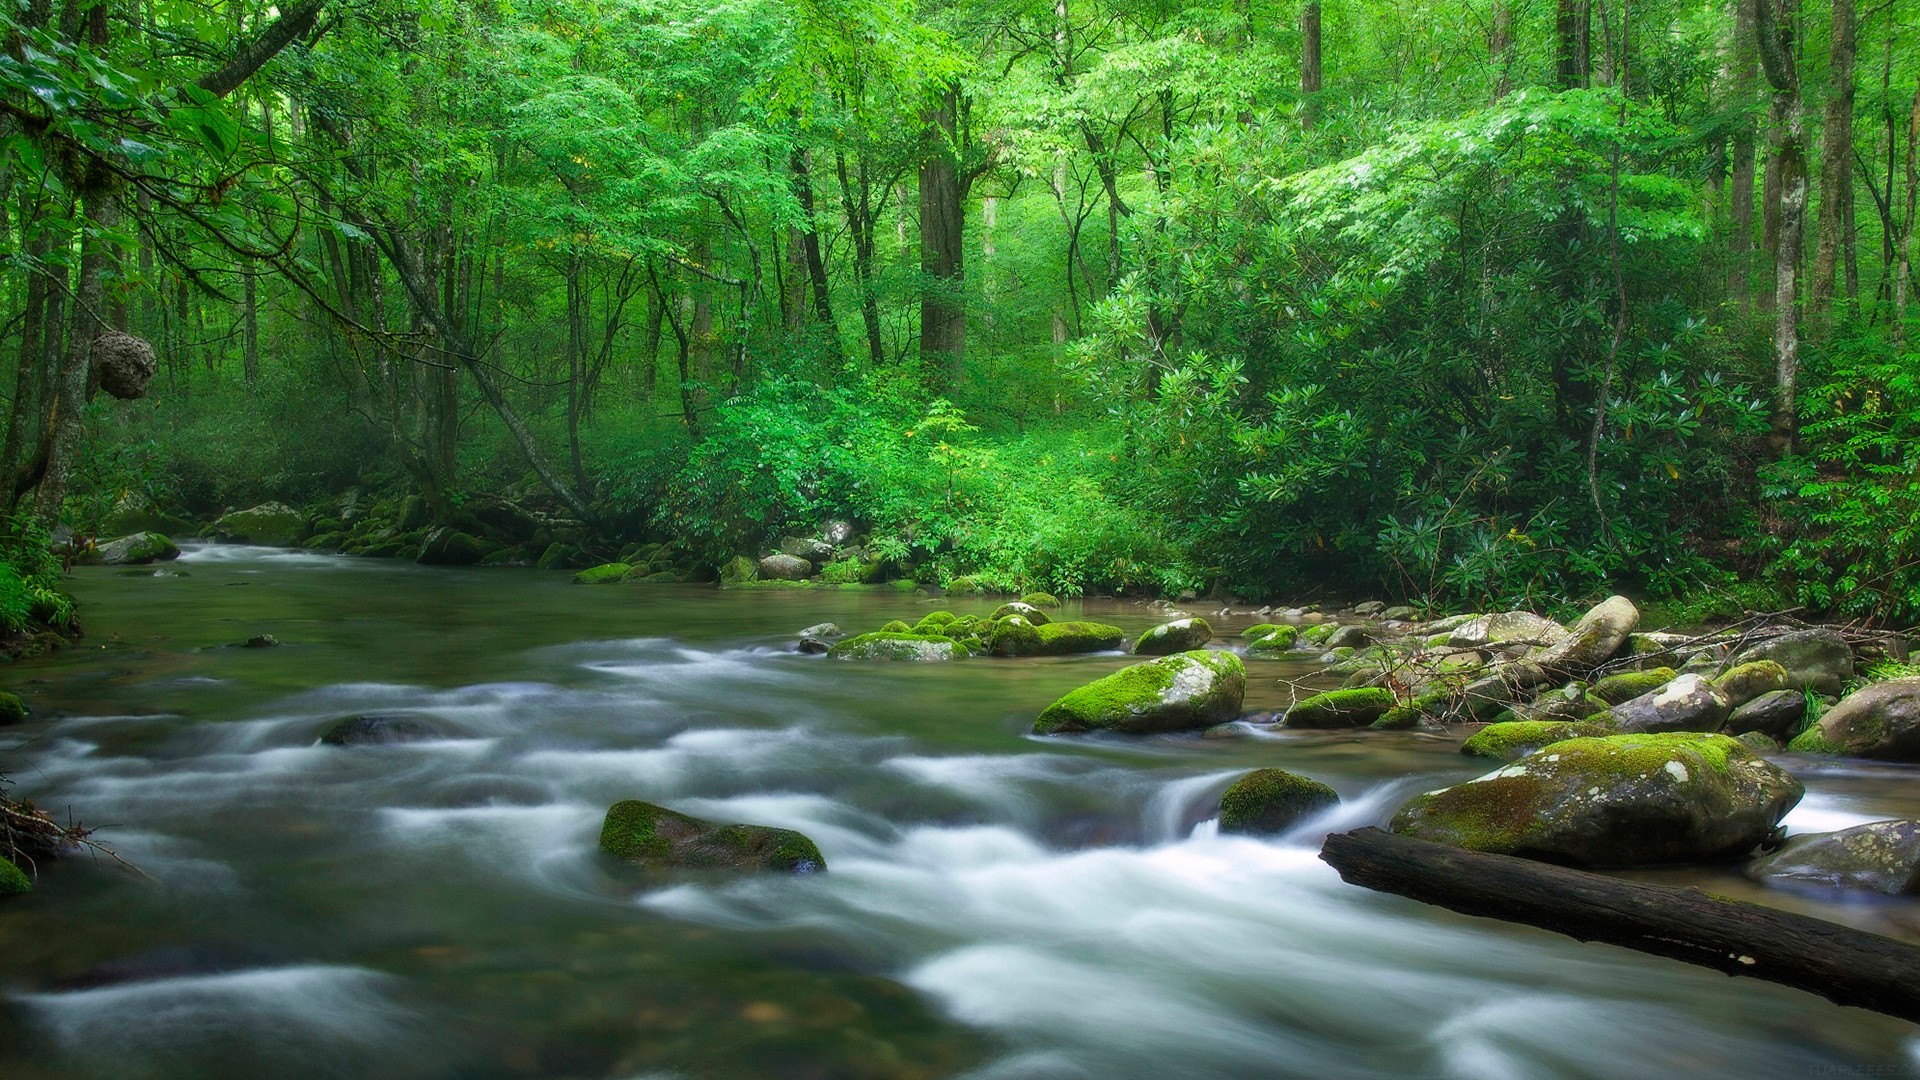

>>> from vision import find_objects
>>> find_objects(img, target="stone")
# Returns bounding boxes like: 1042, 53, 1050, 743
1788, 678, 1920, 759
239, 634, 279, 649
537, 543, 580, 571
1731, 629, 1855, 696
1590, 667, 1677, 706
798, 623, 844, 641
1525, 596, 1639, 674
1391, 733, 1804, 867
1133, 618, 1213, 656
988, 618, 1124, 657
416, 528, 490, 566
1284, 687, 1397, 729
319, 714, 444, 747
599, 800, 823, 874
758, 553, 812, 581
1461, 720, 1613, 761
96, 532, 179, 566
1726, 689, 1806, 742
0, 858, 28, 896
1448, 611, 1569, 651
1324, 624, 1371, 650
1246, 625, 1300, 655
1608, 673, 1733, 735
778, 535, 835, 561
1711, 661, 1791, 708
571, 562, 632, 584
1747, 820, 1920, 895
989, 602, 1052, 626
1381, 605, 1418, 621
0, 692, 28, 725
1033, 650, 1245, 735
1020, 592, 1062, 608
719, 555, 758, 585
1514, 684, 1612, 724
211, 502, 307, 546
1353, 601, 1386, 616
822, 520, 856, 545
826, 632, 964, 661
1218, 769, 1340, 834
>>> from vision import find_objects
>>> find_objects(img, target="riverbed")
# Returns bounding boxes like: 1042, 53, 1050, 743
1, 544, 1917, 1079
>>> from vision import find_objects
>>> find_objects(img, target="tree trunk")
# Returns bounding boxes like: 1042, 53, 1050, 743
1491, 2, 1513, 99
789, 149, 840, 350
1896, 86, 1918, 346
242, 271, 260, 385
32, 187, 116, 528
1810, 0, 1854, 327
919, 85, 966, 386
1756, 0, 1806, 454
1729, 0, 1758, 305
1556, 0, 1591, 90
1319, 828, 1920, 1025
1301, 2, 1322, 123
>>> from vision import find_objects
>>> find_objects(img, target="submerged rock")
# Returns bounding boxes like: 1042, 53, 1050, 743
1747, 819, 1920, 895
599, 800, 824, 874
1132, 618, 1212, 656
1731, 629, 1855, 696
211, 502, 307, 546
1218, 769, 1339, 834
1608, 673, 1733, 735
1033, 650, 1245, 735
318, 714, 444, 746
96, 531, 180, 566
1390, 732, 1803, 867
1461, 719, 1612, 761
1788, 678, 1920, 759
1283, 687, 1396, 729
239, 634, 279, 649
827, 632, 964, 661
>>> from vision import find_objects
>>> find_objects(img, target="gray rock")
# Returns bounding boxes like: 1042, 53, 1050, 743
1748, 820, 1920, 895
1609, 673, 1733, 734
1034, 650, 1246, 735
758, 553, 812, 581
1381, 605, 1418, 621
1325, 624, 1371, 649
320, 714, 444, 746
1726, 689, 1806, 742
778, 535, 835, 561
822, 520, 856, 545
1526, 596, 1640, 674
1712, 661, 1791, 707
798, 622, 844, 641
1731, 629, 1855, 696
1353, 601, 1386, 616
97, 531, 180, 565
1788, 678, 1920, 759
211, 502, 307, 546
1449, 611, 1569, 650
1133, 617, 1213, 655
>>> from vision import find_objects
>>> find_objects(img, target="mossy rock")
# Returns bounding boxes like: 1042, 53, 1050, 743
1033, 621, 1126, 655
0, 858, 29, 896
1712, 660, 1791, 708
210, 501, 308, 546
417, 528, 491, 566
0, 692, 28, 726
1240, 623, 1285, 640
1591, 667, 1677, 706
827, 632, 964, 661
1218, 769, 1340, 834
305, 531, 348, 551
1788, 678, 1920, 759
599, 800, 823, 874
1020, 592, 1062, 608
945, 576, 986, 595
989, 602, 1051, 626
1747, 819, 1920, 895
1391, 732, 1804, 867
1727, 689, 1806, 742
1245, 626, 1301, 657
1033, 650, 1245, 735
96, 531, 181, 565
889, 579, 921, 593
820, 557, 883, 585
1731, 629, 1855, 696
718, 554, 758, 585
1301, 623, 1339, 647
911, 611, 959, 635
537, 542, 580, 571
1372, 688, 1455, 730
1133, 618, 1212, 656
1461, 719, 1613, 761
879, 619, 914, 634
1284, 687, 1396, 729
572, 562, 633, 585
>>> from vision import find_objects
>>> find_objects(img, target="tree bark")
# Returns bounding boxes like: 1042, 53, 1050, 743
788, 149, 841, 352
1556, 0, 1591, 90
1896, 86, 1918, 346
1320, 828, 1920, 1025
1810, 0, 1854, 326
1301, 2, 1322, 123
1729, 0, 1757, 304
1491, 2, 1513, 99
919, 85, 966, 385
193, 0, 325, 99
1756, 0, 1806, 454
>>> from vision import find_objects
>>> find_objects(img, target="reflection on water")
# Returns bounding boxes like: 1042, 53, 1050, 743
0, 545, 1917, 1079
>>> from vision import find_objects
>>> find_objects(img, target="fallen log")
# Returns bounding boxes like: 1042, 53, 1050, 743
1320, 827, 1920, 1024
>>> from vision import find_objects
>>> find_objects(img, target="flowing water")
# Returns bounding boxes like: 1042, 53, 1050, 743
2, 545, 1919, 1079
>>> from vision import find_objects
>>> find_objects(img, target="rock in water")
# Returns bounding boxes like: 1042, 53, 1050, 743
318, 714, 444, 746
1608, 673, 1733, 734
1731, 629, 1856, 696
826, 632, 964, 661
1132, 618, 1212, 655
1461, 719, 1613, 761
571, 562, 632, 584
96, 531, 180, 566
598, 800, 823, 873
1390, 732, 1803, 867
1525, 595, 1639, 674
1033, 650, 1245, 735
1218, 769, 1340, 834
211, 502, 308, 546
1447, 611, 1569, 651
989, 601, 1051, 626
757, 553, 812, 581
1283, 687, 1396, 729
0, 692, 27, 725
0, 858, 29, 896
1727, 689, 1806, 742
1789, 678, 1920, 759
417, 528, 490, 566
1748, 820, 1920, 895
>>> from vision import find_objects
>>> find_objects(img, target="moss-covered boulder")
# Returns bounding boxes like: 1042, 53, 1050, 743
827, 632, 964, 661
572, 562, 632, 585
1787, 678, 1920, 759
1712, 660, 1791, 708
1462, 719, 1612, 761
757, 553, 812, 581
538, 543, 581, 571
599, 800, 824, 874
1447, 611, 1569, 650
911, 611, 958, 635
0, 858, 29, 896
1020, 592, 1061, 608
96, 531, 180, 566
1133, 618, 1212, 656
1240, 623, 1284, 640
417, 528, 491, 566
1727, 689, 1806, 742
1033, 621, 1126, 654
0, 691, 30, 726
1323, 624, 1371, 650
1731, 629, 1855, 696
1033, 650, 1245, 735
1372, 688, 1457, 730
1218, 769, 1340, 834
1391, 732, 1803, 867
1514, 684, 1612, 724
211, 502, 308, 546
1746, 819, 1920, 895
1525, 595, 1639, 674
718, 554, 758, 585
1283, 687, 1396, 729
1608, 673, 1733, 735
944, 575, 986, 595
1591, 667, 1677, 706
1246, 626, 1301, 656
879, 619, 914, 634
1301, 623, 1338, 647
989, 602, 1051, 626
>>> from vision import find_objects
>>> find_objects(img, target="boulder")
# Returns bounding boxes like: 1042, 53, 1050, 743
879, 619, 913, 634
1219, 769, 1340, 834
1712, 661, 1791, 708
211, 502, 307, 546
1608, 674, 1733, 735
988, 617, 1124, 657
719, 555, 758, 585
1525, 595, 1639, 674
1033, 650, 1245, 735
537, 543, 581, 571
572, 563, 632, 585
1591, 667, 1677, 706
416, 528, 490, 566
96, 531, 179, 566
758, 553, 812, 581
1391, 733, 1803, 867
944, 576, 986, 595
778, 536, 835, 561
1133, 618, 1213, 656
1747, 820, 1920, 895
911, 612, 958, 635
0, 692, 27, 725
1788, 678, 1920, 759
1284, 687, 1396, 729
1324, 624, 1371, 650
1353, 601, 1386, 616
0, 858, 28, 896
1020, 592, 1062, 608
599, 800, 824, 874
1247, 626, 1300, 655
989, 602, 1051, 626
1462, 719, 1613, 761
1732, 629, 1855, 696
1727, 689, 1806, 742
798, 623, 844, 641
319, 714, 444, 747
826, 632, 964, 661
1381, 605, 1418, 621
1512, 684, 1611, 724
1735, 731, 1782, 753
1448, 611, 1569, 651
239, 634, 279, 648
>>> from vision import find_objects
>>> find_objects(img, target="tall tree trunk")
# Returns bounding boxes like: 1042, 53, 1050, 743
1729, 0, 1758, 304
1895, 86, 1918, 346
242, 271, 260, 385
1492, 2, 1513, 99
788, 149, 841, 351
919, 85, 966, 385
33, 187, 115, 528
1300, 2, 1322, 124
1810, 0, 1854, 327
1756, 0, 1807, 454
836, 150, 887, 366
1556, 0, 1591, 90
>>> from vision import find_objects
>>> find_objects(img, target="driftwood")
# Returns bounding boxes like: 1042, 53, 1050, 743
1320, 827, 1920, 1024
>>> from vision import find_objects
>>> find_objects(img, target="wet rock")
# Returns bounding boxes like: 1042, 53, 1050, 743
1020, 592, 1061, 608
758, 553, 812, 581
798, 622, 844, 641
1727, 689, 1806, 742
1448, 611, 1569, 651
1033, 650, 1245, 735
1246, 625, 1300, 656
211, 502, 308, 546
599, 800, 824, 874
96, 531, 180, 565
797, 637, 832, 655
572, 562, 632, 584
1132, 617, 1212, 656
826, 632, 964, 661
1218, 769, 1340, 834
1324, 624, 1372, 650
417, 527, 490, 566
989, 602, 1051, 626
0, 857, 28, 896
318, 714, 444, 746
1391, 732, 1803, 867
0, 691, 27, 725
1462, 719, 1613, 761
537, 542, 580, 571
1747, 820, 1920, 895
822, 520, 856, 545
1526, 595, 1639, 674
911, 612, 958, 635
1731, 629, 1855, 696
1590, 667, 1677, 706
1712, 660, 1791, 708
988, 617, 1124, 657
239, 634, 279, 649
1608, 674, 1733, 735
1788, 678, 1920, 759
1381, 605, 1418, 621
1284, 687, 1396, 729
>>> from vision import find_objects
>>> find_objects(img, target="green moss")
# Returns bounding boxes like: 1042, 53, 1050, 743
1218, 769, 1340, 834
1373, 688, 1452, 730
718, 555, 758, 585
828, 632, 963, 661
913, 611, 959, 634
0, 692, 27, 725
1301, 623, 1338, 646
1033, 651, 1244, 734
1240, 623, 1285, 640
879, 619, 913, 634
945, 575, 986, 595
1132, 617, 1212, 655
1462, 719, 1612, 761
1246, 625, 1300, 654
1285, 687, 1396, 728
1712, 660, 1791, 704
1035, 663, 1175, 734
1787, 725, 1844, 754
572, 562, 633, 584
1033, 621, 1125, 654
1591, 667, 1677, 705
819, 558, 869, 584
1542, 732, 1745, 775
599, 800, 676, 861
1020, 592, 1062, 608
986, 616, 1042, 656
0, 858, 28, 895
889, 579, 920, 593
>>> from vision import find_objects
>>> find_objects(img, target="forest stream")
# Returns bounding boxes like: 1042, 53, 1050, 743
3, 546, 1920, 1080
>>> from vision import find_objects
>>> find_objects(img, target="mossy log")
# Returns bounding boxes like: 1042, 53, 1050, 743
1319, 827, 1920, 1024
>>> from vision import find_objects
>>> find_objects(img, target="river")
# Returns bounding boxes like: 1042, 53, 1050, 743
1, 544, 1916, 1079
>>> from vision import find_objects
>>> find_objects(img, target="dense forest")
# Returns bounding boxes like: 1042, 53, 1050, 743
1, 0, 1918, 631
